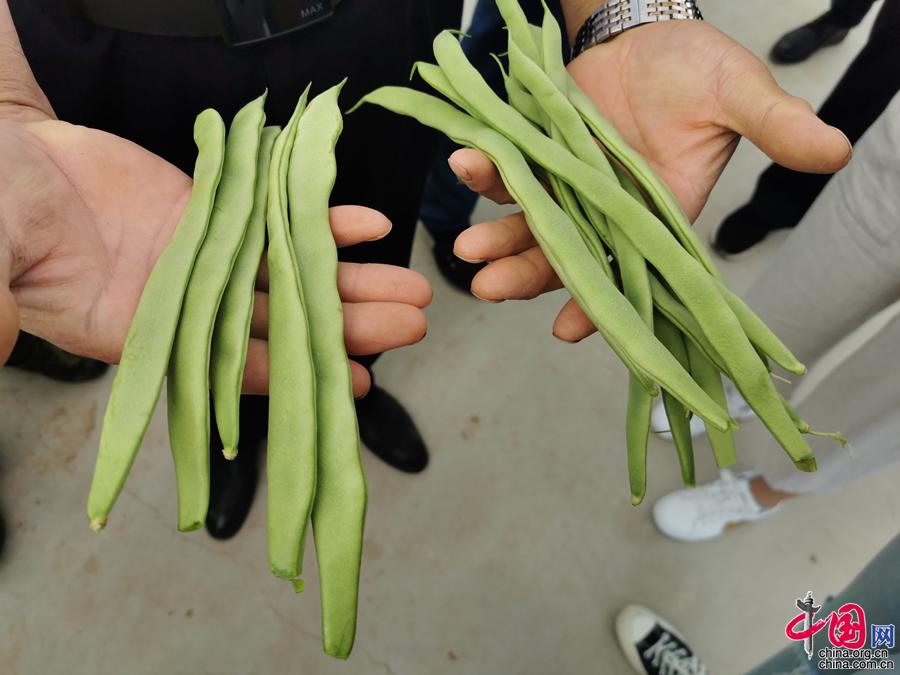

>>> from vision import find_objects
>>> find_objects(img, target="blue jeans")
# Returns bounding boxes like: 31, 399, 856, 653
747, 532, 900, 674
419, 0, 566, 237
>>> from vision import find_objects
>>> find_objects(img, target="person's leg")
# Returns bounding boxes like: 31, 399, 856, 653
830, 0, 878, 28
760, 305, 900, 497
654, 92, 900, 540
746, 532, 900, 675
717, 0, 900, 255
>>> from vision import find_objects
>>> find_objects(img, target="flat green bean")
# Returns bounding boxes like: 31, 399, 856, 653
288, 83, 367, 660
211, 124, 280, 460
167, 93, 267, 532
713, 280, 805, 375
87, 109, 226, 531
685, 338, 737, 468
266, 90, 318, 583
649, 275, 729, 374
654, 313, 696, 487
354, 87, 732, 432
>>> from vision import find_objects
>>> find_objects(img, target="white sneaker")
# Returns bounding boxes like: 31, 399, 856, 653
650, 380, 756, 440
652, 469, 775, 541
616, 604, 709, 675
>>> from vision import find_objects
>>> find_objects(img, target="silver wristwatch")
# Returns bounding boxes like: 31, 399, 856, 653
572, 0, 703, 57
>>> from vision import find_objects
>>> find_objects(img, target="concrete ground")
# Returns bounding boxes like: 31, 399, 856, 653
2, 1, 897, 673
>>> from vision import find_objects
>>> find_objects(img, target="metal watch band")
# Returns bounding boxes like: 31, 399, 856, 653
572, 0, 702, 57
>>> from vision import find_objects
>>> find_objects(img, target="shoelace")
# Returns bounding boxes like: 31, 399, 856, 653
694, 470, 762, 528
643, 631, 708, 675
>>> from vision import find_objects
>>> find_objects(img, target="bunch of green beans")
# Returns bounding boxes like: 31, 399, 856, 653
87, 84, 365, 659
356, 0, 845, 504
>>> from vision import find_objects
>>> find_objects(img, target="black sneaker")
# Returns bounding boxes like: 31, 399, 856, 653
356, 385, 428, 473
5, 333, 108, 382
616, 605, 708, 675
771, 12, 851, 64
431, 231, 486, 294
711, 203, 784, 257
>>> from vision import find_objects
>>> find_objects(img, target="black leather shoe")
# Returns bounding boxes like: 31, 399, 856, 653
356, 386, 428, 473
771, 12, 851, 64
432, 231, 486, 294
6, 333, 108, 382
205, 397, 266, 540
712, 203, 790, 257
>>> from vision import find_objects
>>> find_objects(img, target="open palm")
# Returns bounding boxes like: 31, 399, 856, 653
450, 21, 851, 339
0, 118, 430, 395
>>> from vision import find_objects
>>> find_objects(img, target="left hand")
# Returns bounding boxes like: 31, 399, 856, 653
449, 20, 851, 340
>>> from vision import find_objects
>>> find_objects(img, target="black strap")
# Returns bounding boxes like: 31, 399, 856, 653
69, 0, 342, 45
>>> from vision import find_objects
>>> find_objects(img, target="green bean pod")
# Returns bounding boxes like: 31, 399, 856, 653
87, 109, 226, 531
685, 338, 738, 469
266, 90, 319, 583
211, 124, 280, 460
167, 93, 267, 532
654, 313, 696, 487
288, 83, 368, 660
495, 0, 542, 64
354, 87, 732, 432
649, 275, 729, 375
713, 280, 805, 375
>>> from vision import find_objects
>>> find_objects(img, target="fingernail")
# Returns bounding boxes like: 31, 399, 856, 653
834, 126, 853, 162
448, 158, 472, 183
471, 289, 503, 304
455, 251, 485, 264
367, 219, 393, 242
552, 332, 580, 344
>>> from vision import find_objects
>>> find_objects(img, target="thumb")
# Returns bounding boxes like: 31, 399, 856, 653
722, 74, 852, 174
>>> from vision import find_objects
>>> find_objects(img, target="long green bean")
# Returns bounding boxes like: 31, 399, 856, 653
685, 338, 737, 468
654, 313, 696, 487
211, 124, 280, 460
167, 93, 267, 532
87, 109, 226, 531
288, 83, 367, 660
266, 90, 318, 582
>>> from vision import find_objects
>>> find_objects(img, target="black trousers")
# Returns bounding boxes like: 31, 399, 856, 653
831, 0, 877, 27
9, 0, 462, 441
745, 0, 899, 232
